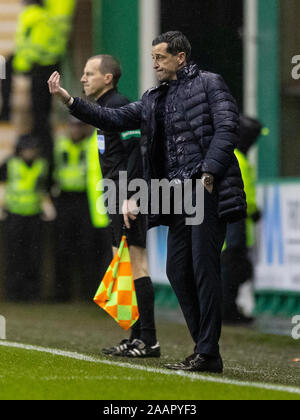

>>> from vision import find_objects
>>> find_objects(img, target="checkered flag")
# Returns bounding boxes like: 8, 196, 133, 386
94, 236, 139, 330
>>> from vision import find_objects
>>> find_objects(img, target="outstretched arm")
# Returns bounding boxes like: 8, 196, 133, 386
70, 98, 143, 132
48, 71, 143, 132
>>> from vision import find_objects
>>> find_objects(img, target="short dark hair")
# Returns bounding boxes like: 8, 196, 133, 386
152, 31, 192, 63
16, 134, 40, 155
24, 0, 43, 5
89, 55, 122, 87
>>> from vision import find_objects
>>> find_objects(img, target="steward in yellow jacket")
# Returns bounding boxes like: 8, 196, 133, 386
11, 0, 76, 159
1, 0, 76, 124
0, 134, 51, 301
222, 115, 263, 324
13, 0, 76, 73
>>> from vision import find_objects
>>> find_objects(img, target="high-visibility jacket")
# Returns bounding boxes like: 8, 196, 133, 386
43, 0, 76, 39
43, 0, 76, 17
222, 149, 258, 251
13, 3, 74, 73
87, 131, 109, 228
54, 134, 109, 228
4, 157, 48, 216
235, 149, 258, 248
54, 136, 87, 193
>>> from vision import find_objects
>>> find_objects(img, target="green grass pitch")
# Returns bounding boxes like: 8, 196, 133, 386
0, 303, 299, 400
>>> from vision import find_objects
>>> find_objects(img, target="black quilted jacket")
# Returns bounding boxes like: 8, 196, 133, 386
70, 64, 247, 225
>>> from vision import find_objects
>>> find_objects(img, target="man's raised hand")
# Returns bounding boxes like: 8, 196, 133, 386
48, 71, 74, 106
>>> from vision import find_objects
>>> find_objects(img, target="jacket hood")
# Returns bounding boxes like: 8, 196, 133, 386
238, 114, 263, 155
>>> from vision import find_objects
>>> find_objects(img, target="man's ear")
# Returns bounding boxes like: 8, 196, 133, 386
177, 52, 186, 66
104, 73, 114, 86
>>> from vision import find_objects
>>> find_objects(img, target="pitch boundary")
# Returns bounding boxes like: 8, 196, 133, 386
0, 340, 300, 397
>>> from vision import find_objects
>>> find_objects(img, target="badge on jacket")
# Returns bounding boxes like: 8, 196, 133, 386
97, 131, 105, 155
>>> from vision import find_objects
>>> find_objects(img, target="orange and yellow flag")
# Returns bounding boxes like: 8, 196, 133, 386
94, 236, 139, 330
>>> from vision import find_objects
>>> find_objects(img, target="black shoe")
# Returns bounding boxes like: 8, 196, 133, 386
102, 339, 132, 356
165, 353, 197, 370
115, 339, 161, 358
165, 353, 223, 374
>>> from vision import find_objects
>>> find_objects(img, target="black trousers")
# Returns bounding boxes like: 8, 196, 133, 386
31, 63, 59, 161
54, 193, 112, 301
3, 213, 43, 301
221, 220, 253, 319
166, 188, 226, 357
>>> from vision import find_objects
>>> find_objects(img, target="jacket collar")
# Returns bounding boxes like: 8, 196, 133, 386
148, 64, 199, 94
176, 63, 199, 81
96, 88, 118, 106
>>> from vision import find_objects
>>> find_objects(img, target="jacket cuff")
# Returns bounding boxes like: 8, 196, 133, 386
201, 161, 219, 178
68, 97, 79, 112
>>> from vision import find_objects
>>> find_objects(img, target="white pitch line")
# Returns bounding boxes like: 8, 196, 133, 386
0, 340, 300, 397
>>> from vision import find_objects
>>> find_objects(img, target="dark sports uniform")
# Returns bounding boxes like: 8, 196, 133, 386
93, 88, 159, 357
96, 88, 146, 248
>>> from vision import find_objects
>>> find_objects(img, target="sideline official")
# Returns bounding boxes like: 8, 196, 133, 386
58, 55, 159, 358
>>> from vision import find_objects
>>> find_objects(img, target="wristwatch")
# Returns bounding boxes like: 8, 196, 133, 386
202, 174, 214, 186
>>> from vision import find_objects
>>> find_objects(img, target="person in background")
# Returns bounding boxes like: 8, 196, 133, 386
222, 115, 263, 324
52, 116, 111, 302
0, 0, 76, 160
0, 134, 54, 301
43, 0, 76, 41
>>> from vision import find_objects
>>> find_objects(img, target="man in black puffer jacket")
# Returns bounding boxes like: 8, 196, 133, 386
48, 31, 246, 374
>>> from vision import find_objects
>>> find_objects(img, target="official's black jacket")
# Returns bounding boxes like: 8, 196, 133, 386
96, 88, 142, 183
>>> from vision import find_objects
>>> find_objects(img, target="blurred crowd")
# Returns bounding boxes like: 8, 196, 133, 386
0, 0, 76, 158
0, 119, 113, 302
0, 0, 112, 303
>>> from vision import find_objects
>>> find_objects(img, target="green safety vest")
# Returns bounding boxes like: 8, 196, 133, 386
54, 134, 109, 228
43, 0, 76, 42
235, 149, 258, 249
13, 3, 74, 72
223, 149, 258, 251
54, 136, 88, 193
87, 131, 109, 229
4, 157, 48, 216
43, 0, 76, 18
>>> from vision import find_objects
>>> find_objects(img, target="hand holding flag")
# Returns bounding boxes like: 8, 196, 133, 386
94, 235, 139, 330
